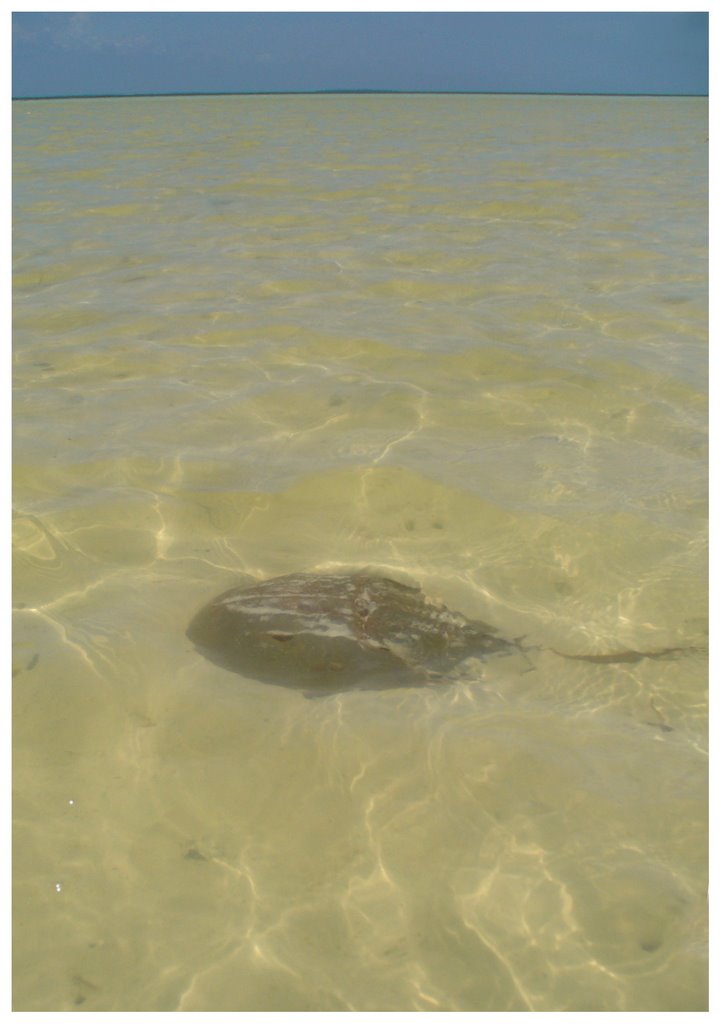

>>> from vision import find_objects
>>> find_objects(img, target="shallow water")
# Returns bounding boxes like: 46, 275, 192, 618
12, 94, 707, 1011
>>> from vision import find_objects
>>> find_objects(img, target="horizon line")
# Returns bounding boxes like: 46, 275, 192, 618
12, 88, 708, 101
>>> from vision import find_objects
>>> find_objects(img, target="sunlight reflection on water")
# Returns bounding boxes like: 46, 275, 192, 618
13, 94, 707, 1011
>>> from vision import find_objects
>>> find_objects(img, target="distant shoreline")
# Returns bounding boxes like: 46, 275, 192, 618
12, 89, 708, 102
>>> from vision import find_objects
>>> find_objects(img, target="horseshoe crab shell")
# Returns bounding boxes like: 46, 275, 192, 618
187, 572, 516, 694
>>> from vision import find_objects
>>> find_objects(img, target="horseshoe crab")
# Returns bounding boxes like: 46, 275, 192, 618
187, 571, 518, 694
187, 571, 696, 697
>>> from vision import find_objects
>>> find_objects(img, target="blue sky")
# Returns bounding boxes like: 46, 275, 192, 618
12, 11, 709, 99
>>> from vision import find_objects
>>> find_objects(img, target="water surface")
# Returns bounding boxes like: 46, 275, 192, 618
13, 94, 707, 1011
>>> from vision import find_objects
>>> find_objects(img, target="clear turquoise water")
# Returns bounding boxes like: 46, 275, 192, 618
13, 94, 707, 1011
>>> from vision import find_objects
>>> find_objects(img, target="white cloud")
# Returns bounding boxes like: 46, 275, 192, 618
51, 13, 155, 54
